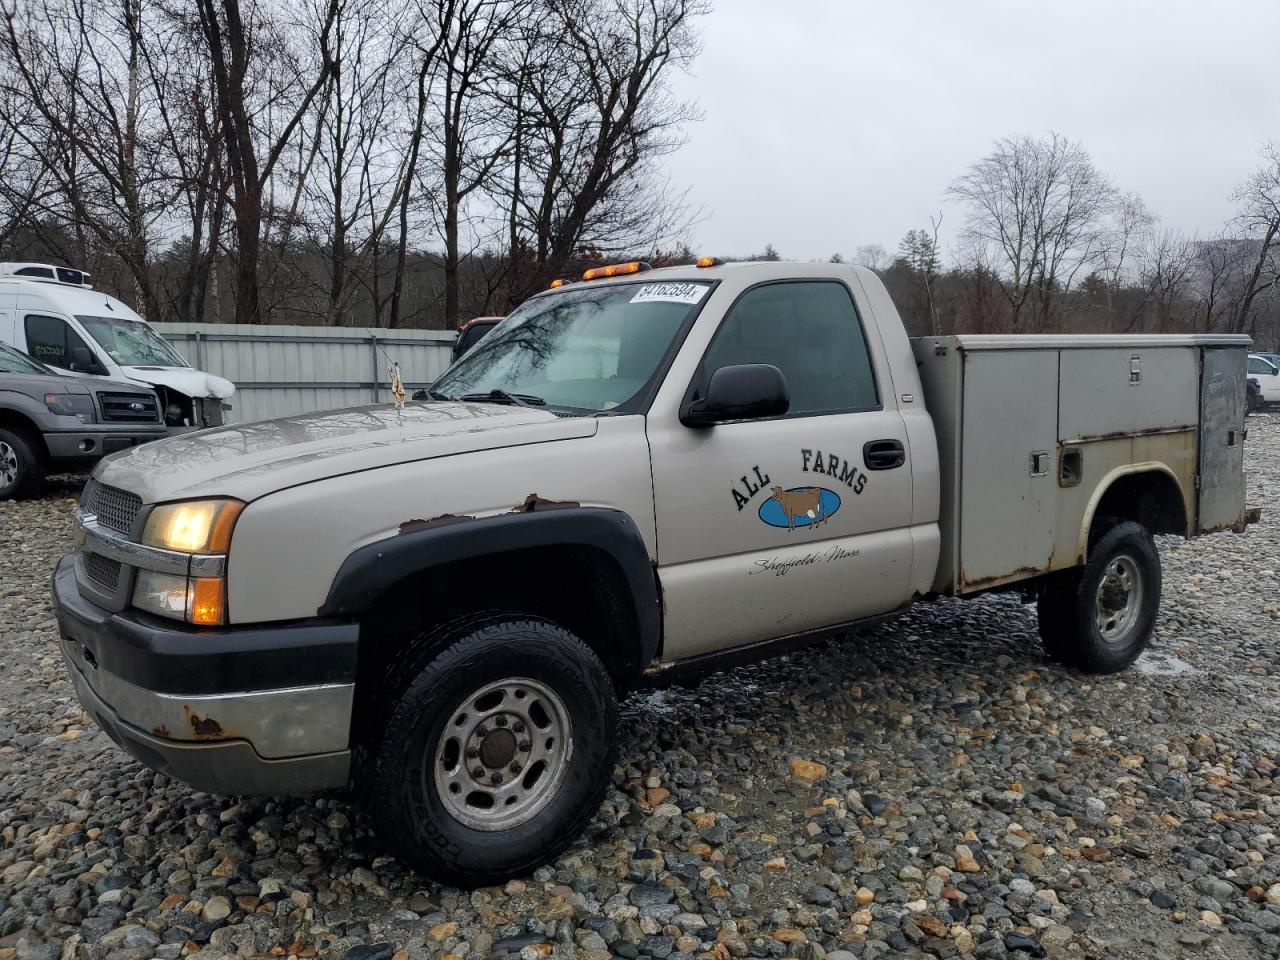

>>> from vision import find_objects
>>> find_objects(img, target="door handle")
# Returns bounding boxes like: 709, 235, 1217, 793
863, 438, 906, 470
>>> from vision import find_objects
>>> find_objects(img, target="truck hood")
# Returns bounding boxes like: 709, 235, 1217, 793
0, 372, 93, 395
1, 372, 147, 396
95, 401, 597, 503
120, 365, 235, 399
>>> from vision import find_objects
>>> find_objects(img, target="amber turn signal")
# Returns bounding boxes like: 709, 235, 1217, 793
695, 256, 723, 268
189, 577, 227, 626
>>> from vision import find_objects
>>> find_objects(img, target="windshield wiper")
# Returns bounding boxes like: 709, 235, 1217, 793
426, 388, 453, 401
459, 389, 547, 407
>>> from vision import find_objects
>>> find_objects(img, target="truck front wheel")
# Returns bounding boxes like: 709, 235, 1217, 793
1036, 520, 1162, 673
363, 615, 618, 885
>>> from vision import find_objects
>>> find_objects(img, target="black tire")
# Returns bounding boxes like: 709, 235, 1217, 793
0, 427, 45, 500
1036, 520, 1161, 674
362, 615, 618, 886
1035, 577, 1080, 667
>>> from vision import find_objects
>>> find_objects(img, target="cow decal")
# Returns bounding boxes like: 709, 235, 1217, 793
758, 485, 842, 531
731, 452, 864, 526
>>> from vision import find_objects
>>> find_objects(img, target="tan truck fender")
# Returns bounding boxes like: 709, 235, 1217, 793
1076, 461, 1191, 562
320, 506, 662, 687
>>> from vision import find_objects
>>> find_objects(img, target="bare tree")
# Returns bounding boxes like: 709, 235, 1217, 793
1138, 229, 1196, 331
852, 243, 890, 272
298, 0, 417, 324
422, 0, 527, 328
1100, 192, 1155, 287
949, 133, 1117, 328
0, 0, 708, 328
1230, 142, 1280, 337
195, 0, 339, 323
0, 0, 177, 321
494, 0, 706, 302
387, 0, 452, 327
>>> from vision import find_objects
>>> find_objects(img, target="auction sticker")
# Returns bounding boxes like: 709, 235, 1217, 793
629, 282, 710, 305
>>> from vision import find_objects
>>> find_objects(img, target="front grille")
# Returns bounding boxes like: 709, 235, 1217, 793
84, 552, 122, 591
82, 479, 142, 535
99, 392, 160, 423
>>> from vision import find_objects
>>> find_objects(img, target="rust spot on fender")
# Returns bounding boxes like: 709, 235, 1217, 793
183, 706, 224, 738
152, 724, 170, 738
513, 493, 580, 513
399, 513, 476, 534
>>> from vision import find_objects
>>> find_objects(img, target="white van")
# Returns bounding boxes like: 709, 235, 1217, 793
0, 263, 234, 430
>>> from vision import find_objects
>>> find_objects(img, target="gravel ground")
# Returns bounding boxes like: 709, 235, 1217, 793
2, 414, 1279, 960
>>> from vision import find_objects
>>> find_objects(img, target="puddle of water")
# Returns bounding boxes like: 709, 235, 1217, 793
1135, 652, 1199, 677
629, 688, 683, 717
627, 676, 763, 719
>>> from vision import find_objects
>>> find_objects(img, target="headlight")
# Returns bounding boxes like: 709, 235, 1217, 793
134, 498, 243, 626
142, 499, 243, 553
45, 393, 95, 424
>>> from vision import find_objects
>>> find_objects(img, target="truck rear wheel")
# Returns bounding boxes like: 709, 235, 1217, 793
1036, 520, 1161, 673
363, 615, 618, 886
0, 427, 44, 501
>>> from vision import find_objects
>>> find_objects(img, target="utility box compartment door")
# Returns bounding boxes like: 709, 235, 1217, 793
1058, 347, 1198, 441
958, 350, 1059, 590
1197, 347, 1246, 532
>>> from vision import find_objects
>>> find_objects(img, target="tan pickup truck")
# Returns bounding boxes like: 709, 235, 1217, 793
52, 260, 1252, 884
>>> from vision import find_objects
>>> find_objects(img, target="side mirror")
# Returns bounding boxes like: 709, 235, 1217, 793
68, 346, 104, 375
683, 363, 790, 427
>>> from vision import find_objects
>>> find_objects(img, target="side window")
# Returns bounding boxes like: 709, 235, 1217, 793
25, 314, 90, 368
1249, 357, 1275, 375
700, 280, 878, 415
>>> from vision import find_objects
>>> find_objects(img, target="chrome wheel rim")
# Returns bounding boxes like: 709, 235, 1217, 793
433, 676, 572, 831
0, 441, 17, 489
1095, 554, 1142, 642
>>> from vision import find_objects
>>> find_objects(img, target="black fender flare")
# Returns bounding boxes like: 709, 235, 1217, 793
319, 507, 662, 669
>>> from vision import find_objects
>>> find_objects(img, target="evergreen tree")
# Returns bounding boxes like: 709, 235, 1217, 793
896, 229, 941, 277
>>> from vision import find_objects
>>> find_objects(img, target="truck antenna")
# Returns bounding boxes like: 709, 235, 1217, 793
366, 329, 406, 413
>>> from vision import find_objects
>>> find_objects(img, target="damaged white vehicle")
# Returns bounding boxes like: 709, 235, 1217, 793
0, 263, 234, 431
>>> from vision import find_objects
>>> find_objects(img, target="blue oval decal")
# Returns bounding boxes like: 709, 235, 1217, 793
758, 486, 841, 530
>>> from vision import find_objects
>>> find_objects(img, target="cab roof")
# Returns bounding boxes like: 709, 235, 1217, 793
530, 260, 875, 301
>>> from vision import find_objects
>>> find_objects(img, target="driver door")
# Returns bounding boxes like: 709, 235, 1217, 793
646, 279, 916, 660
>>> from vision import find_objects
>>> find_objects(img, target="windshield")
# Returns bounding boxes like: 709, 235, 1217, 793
433, 280, 711, 413
77, 315, 189, 367
0, 342, 51, 375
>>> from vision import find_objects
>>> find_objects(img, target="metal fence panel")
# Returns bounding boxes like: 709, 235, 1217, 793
152, 323, 456, 423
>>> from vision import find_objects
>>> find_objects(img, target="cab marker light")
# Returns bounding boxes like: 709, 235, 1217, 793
581, 261, 652, 281
695, 256, 723, 267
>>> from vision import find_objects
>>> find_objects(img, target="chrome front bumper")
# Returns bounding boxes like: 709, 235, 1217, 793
52, 556, 356, 795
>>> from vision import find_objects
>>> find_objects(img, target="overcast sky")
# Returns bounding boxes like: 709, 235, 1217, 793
663, 0, 1280, 264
